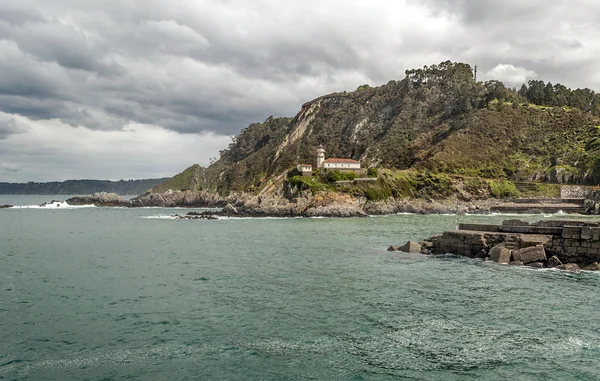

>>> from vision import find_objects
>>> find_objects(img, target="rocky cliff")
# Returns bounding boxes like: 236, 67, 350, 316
153, 61, 600, 201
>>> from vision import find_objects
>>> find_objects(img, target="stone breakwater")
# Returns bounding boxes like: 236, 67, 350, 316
409, 220, 600, 272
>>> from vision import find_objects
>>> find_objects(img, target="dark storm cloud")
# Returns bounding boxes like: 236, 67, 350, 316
0, 0, 599, 137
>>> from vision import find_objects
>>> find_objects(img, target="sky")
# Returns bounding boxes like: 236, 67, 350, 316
0, 0, 599, 182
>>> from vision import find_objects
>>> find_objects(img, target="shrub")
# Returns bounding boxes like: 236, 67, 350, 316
487, 180, 519, 198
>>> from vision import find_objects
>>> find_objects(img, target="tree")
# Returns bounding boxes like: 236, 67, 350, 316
526, 80, 546, 105
544, 82, 556, 106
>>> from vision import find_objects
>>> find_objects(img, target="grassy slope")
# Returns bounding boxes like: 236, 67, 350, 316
151, 69, 600, 198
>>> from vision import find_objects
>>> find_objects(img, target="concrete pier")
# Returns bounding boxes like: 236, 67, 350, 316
420, 219, 600, 271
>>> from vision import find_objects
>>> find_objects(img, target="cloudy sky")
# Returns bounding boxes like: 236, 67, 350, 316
1, 0, 599, 181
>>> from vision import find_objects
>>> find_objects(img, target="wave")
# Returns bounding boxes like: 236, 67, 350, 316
141, 214, 303, 220
10, 202, 96, 209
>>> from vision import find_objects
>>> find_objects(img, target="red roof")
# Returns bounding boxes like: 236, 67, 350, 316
323, 158, 360, 163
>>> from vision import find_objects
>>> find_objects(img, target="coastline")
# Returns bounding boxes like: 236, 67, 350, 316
57, 190, 594, 218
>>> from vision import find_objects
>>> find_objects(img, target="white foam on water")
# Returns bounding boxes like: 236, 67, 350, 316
11, 202, 96, 209
140, 215, 178, 220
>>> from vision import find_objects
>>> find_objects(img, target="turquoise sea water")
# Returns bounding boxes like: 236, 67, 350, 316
1, 195, 600, 380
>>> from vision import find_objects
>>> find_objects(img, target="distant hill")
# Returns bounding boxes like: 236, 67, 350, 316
152, 61, 600, 196
0, 178, 169, 195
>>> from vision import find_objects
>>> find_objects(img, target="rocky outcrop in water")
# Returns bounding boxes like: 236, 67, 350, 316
67, 192, 129, 207
0, 205, 12, 209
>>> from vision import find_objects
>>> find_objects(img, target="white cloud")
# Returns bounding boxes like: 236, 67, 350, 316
484, 64, 538, 87
0, 114, 231, 182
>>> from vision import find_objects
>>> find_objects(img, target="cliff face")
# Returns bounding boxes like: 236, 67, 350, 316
152, 61, 600, 197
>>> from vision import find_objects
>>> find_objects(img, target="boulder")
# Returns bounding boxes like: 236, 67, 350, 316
526, 262, 545, 268
489, 242, 512, 264
509, 261, 524, 266
398, 241, 421, 254
547, 256, 563, 268
558, 263, 581, 273
222, 203, 238, 215
387, 245, 400, 251
583, 262, 600, 271
512, 245, 546, 264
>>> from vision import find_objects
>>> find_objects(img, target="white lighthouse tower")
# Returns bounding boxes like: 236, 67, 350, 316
316, 145, 325, 168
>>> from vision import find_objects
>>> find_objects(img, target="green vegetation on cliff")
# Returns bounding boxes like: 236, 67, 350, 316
152, 61, 600, 198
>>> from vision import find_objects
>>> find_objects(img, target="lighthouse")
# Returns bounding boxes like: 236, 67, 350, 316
316, 145, 325, 168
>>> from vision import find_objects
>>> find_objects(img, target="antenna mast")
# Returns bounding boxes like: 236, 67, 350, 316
474, 65, 478, 82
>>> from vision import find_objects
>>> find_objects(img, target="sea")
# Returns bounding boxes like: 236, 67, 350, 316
1, 195, 600, 381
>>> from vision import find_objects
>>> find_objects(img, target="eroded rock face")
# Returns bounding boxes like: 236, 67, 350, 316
398, 241, 422, 254
490, 242, 512, 264
547, 256, 563, 268
512, 245, 546, 264
222, 203, 238, 215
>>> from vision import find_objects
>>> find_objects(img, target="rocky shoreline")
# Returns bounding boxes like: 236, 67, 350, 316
62, 191, 510, 217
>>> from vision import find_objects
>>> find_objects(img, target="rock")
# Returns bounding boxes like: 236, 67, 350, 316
66, 192, 129, 207
509, 261, 524, 266
583, 262, 600, 271
547, 255, 563, 268
174, 214, 217, 220
387, 245, 399, 251
0, 205, 13, 209
519, 234, 552, 248
526, 262, 545, 268
398, 241, 421, 254
222, 203, 238, 215
512, 245, 546, 264
558, 263, 581, 273
489, 242, 512, 264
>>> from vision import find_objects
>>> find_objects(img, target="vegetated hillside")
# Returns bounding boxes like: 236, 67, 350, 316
0, 178, 169, 195
153, 61, 600, 196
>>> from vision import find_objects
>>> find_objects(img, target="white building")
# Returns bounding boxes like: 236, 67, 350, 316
322, 158, 361, 170
315, 145, 361, 171
296, 164, 313, 176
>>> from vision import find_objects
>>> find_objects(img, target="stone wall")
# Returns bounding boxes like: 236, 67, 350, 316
561, 185, 592, 199
427, 220, 600, 267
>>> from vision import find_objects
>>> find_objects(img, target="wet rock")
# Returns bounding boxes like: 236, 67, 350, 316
398, 241, 421, 254
512, 245, 546, 264
526, 262, 545, 268
547, 256, 563, 268
489, 242, 512, 264
475, 249, 489, 259
583, 262, 600, 271
558, 263, 581, 273
509, 261, 524, 266
387, 245, 400, 251
173, 214, 217, 220
0, 205, 13, 208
